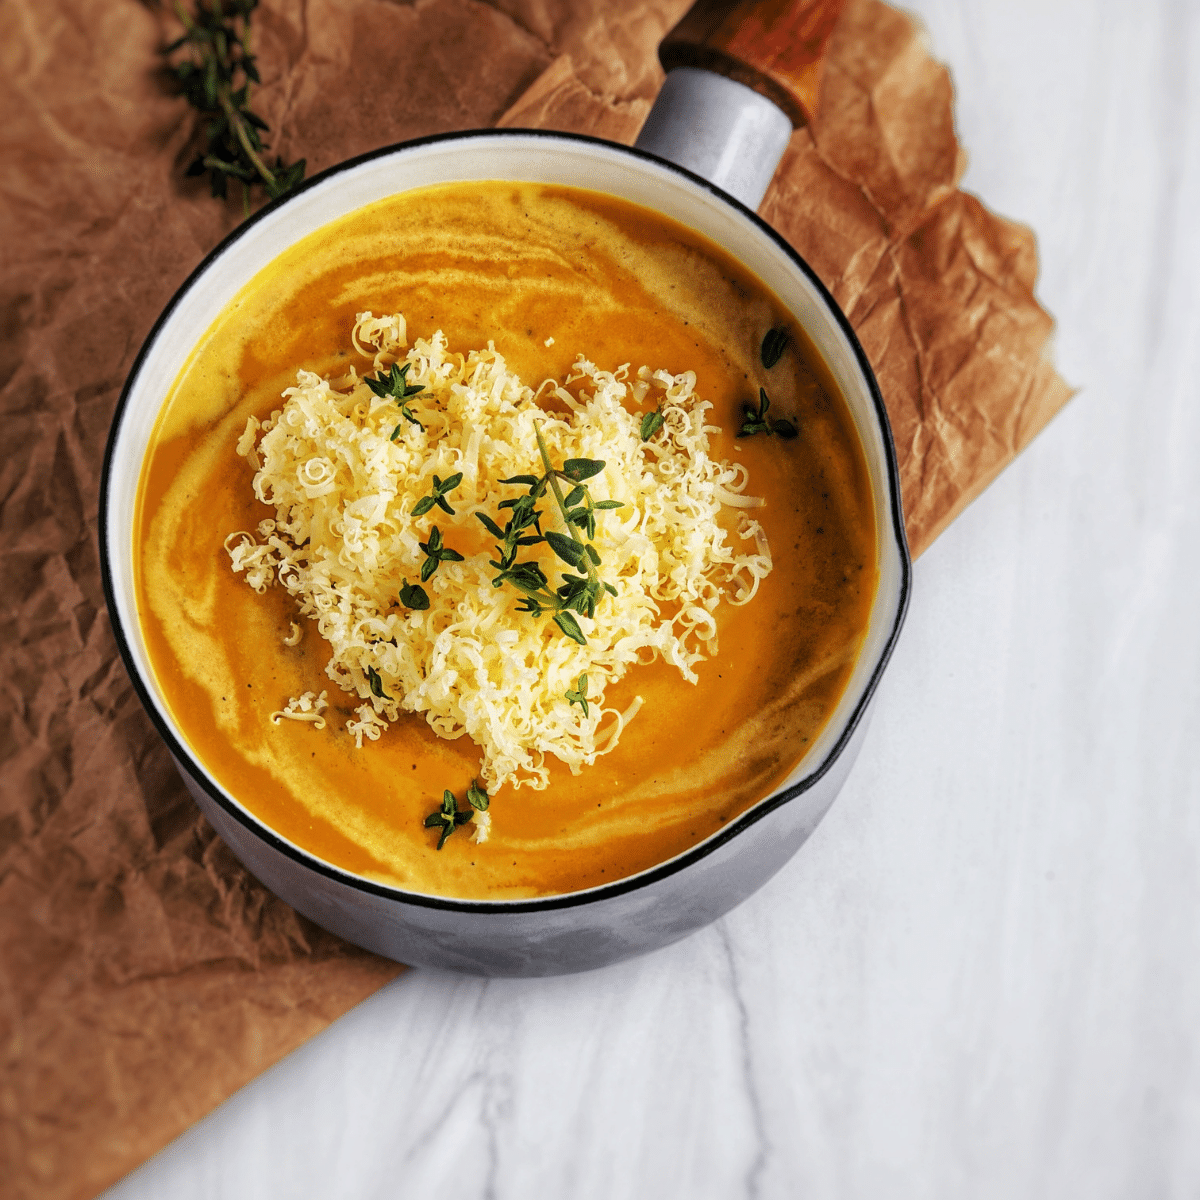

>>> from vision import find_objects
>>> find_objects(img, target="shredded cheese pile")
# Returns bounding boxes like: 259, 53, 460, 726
226, 312, 773, 794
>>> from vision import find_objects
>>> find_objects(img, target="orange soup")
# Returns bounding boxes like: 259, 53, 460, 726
135, 182, 876, 899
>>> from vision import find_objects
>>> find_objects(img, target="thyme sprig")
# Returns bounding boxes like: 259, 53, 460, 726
424, 788, 474, 850
737, 388, 798, 439
565, 673, 590, 716
760, 326, 789, 369
418, 525, 464, 582
640, 403, 665, 441
165, 0, 306, 215
466, 780, 489, 812
366, 361, 426, 436
423, 779, 489, 850
399, 580, 430, 610
367, 664, 391, 700
476, 423, 622, 646
413, 472, 463, 517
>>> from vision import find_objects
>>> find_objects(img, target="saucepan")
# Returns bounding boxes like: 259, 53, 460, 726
100, 0, 910, 975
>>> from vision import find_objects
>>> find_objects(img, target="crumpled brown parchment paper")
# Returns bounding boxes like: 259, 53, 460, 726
0, 1, 1073, 1196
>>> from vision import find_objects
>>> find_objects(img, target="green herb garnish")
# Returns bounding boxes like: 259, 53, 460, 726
365, 361, 425, 435
366, 664, 391, 700
413, 472, 463, 517
479, 424, 623, 646
760, 326, 789, 369
423, 788, 474, 850
466, 780, 489, 812
418, 525, 464, 582
640, 404, 665, 441
399, 580, 430, 610
737, 388, 798, 439
165, 0, 306, 216
565, 673, 589, 717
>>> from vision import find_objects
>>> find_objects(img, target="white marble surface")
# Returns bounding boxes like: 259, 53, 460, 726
105, 1, 1200, 1196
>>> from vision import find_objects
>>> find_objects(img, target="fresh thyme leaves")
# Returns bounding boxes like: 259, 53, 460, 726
553, 609, 588, 645
544, 530, 588, 569
760, 326, 789, 369
560, 460, 624, 541
480, 423, 623, 646
560, 458, 606, 483
565, 673, 589, 716
423, 788, 474, 850
423, 780, 489, 849
418, 525, 464, 582
365, 361, 426, 436
737, 388, 799, 439
640, 404, 665, 441
165, 0, 306, 215
367, 664, 391, 700
399, 580, 430, 610
738, 389, 771, 438
413, 472, 463, 517
367, 360, 424, 401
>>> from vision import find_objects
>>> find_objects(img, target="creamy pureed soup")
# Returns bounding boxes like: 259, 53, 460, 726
136, 182, 876, 900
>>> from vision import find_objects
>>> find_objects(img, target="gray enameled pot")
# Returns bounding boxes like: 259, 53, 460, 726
100, 119, 911, 977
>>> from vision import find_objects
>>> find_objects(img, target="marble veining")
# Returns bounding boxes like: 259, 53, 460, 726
715, 922, 771, 1199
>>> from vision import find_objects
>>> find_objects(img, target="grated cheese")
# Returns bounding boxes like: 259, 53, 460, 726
471, 809, 492, 845
228, 312, 773, 795
269, 690, 328, 729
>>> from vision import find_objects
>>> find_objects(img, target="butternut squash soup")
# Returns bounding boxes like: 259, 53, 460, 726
135, 182, 876, 900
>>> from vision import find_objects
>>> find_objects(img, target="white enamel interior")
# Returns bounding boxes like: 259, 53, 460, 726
105, 132, 906, 890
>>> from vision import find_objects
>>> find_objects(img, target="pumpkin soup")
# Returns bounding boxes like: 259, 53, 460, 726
135, 182, 877, 900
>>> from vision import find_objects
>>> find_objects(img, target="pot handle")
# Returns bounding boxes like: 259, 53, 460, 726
634, 0, 845, 210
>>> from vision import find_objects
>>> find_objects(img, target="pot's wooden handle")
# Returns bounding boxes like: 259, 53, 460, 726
659, 0, 846, 128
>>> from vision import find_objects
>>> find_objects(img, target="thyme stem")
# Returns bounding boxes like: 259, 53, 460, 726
218, 88, 276, 189
166, 0, 305, 211
534, 422, 599, 592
